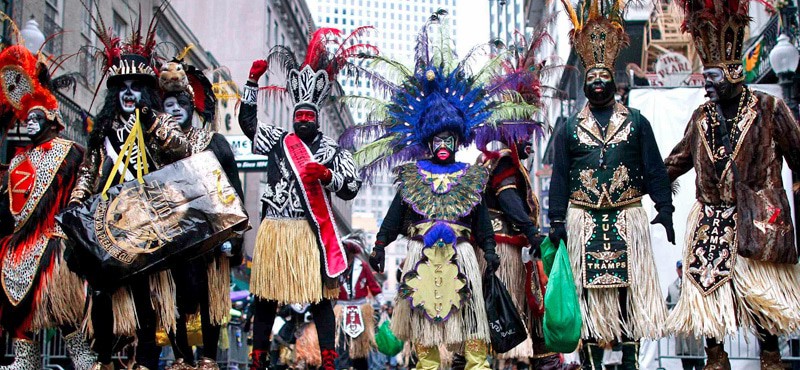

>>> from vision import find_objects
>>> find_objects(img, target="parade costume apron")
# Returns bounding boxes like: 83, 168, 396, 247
390, 161, 491, 348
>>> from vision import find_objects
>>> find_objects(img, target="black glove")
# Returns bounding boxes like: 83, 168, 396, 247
484, 249, 500, 275
549, 220, 567, 247
369, 246, 385, 273
527, 233, 545, 258
228, 238, 245, 267
137, 105, 158, 129
650, 210, 676, 245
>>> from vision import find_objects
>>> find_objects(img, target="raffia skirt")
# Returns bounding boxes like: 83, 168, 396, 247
392, 240, 490, 348
476, 243, 535, 359
251, 218, 338, 304
666, 202, 800, 341
566, 205, 667, 342
334, 302, 376, 359
9, 238, 87, 332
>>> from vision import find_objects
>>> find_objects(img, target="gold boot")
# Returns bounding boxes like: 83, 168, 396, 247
463, 340, 490, 370
704, 345, 731, 370
414, 344, 441, 370
760, 350, 783, 370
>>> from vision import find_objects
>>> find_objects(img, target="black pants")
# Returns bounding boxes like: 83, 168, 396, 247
169, 260, 221, 363
92, 279, 160, 369
680, 358, 705, 370
251, 297, 336, 352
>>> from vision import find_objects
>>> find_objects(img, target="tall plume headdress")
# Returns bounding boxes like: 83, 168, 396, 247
262, 27, 378, 112
676, 0, 750, 82
0, 45, 63, 128
560, 0, 631, 74
341, 10, 541, 181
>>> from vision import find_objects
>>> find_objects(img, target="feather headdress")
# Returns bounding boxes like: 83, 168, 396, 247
560, 0, 630, 72
262, 27, 378, 111
677, 0, 750, 82
82, 1, 168, 88
0, 45, 63, 128
342, 10, 541, 181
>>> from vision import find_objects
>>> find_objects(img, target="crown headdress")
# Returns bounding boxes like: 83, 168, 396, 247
561, 0, 630, 72
342, 10, 540, 181
263, 27, 377, 111
678, 0, 750, 82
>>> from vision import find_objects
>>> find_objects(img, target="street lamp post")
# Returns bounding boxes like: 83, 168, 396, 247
19, 17, 45, 54
770, 33, 800, 116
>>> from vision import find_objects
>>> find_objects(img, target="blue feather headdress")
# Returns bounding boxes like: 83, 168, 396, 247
341, 10, 541, 181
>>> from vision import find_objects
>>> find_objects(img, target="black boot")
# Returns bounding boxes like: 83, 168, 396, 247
580, 343, 603, 370
621, 342, 639, 370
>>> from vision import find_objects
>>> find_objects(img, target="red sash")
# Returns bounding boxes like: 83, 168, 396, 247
283, 133, 347, 278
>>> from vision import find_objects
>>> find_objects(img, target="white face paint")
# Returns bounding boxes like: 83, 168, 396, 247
26, 110, 46, 137
163, 96, 188, 126
118, 80, 143, 114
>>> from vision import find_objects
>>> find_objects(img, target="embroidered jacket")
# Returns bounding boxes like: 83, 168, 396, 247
665, 90, 800, 204
72, 112, 190, 201
238, 83, 361, 219
549, 103, 673, 221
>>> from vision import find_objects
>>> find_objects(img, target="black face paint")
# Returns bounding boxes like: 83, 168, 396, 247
292, 106, 320, 142
428, 131, 458, 164
703, 67, 741, 103
584, 68, 616, 107
25, 109, 53, 143
515, 140, 532, 160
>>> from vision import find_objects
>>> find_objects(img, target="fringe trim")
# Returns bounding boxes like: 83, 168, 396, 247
252, 218, 327, 304
111, 287, 137, 336
207, 255, 231, 325
392, 241, 490, 347
334, 303, 376, 359
150, 270, 177, 334
567, 206, 667, 342
31, 240, 86, 331
295, 323, 321, 367
476, 243, 535, 359
667, 202, 800, 340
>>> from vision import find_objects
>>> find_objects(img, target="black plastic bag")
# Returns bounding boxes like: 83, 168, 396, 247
484, 274, 528, 353
57, 151, 249, 291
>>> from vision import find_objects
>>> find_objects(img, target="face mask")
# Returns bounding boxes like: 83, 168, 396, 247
293, 108, 319, 141
703, 68, 740, 102
26, 109, 51, 142
118, 80, 143, 114
428, 131, 457, 164
164, 95, 194, 129
584, 68, 616, 107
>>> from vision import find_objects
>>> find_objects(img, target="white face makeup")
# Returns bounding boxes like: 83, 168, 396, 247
26, 110, 45, 137
163, 96, 189, 125
119, 79, 143, 114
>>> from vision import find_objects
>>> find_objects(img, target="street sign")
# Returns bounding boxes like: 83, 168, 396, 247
226, 135, 269, 171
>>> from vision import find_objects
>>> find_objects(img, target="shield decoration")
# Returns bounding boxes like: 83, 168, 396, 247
343, 305, 365, 338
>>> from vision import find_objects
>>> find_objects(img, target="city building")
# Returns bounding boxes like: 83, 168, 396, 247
308, 0, 460, 299
489, 0, 529, 46
0, 1, 228, 159
170, 0, 358, 256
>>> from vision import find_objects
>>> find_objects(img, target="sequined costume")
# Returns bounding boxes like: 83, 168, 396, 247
550, 2, 673, 368
239, 27, 371, 370
0, 45, 94, 370
68, 10, 191, 370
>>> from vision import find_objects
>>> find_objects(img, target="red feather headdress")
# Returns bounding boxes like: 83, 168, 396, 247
0, 46, 62, 128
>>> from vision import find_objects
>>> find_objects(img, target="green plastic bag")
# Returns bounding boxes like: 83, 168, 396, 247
539, 236, 557, 276
543, 240, 582, 353
375, 320, 404, 356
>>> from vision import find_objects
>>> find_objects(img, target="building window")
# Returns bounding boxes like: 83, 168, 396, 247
267, 7, 272, 45
43, 0, 63, 55
113, 11, 127, 39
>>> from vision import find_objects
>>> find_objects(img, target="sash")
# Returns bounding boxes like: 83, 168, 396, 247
583, 209, 630, 288
282, 133, 347, 278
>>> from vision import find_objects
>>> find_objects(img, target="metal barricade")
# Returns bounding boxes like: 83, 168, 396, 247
655, 331, 800, 369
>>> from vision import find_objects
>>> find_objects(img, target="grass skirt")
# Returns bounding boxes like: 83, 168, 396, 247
104, 270, 177, 336
296, 323, 321, 367
392, 240, 490, 347
251, 218, 338, 304
566, 206, 667, 341
334, 302, 376, 359
476, 243, 534, 359
30, 239, 86, 331
666, 202, 800, 341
